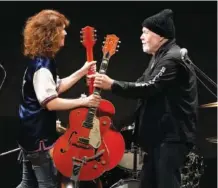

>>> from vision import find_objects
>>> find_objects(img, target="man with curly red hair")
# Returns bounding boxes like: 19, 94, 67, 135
16, 9, 100, 188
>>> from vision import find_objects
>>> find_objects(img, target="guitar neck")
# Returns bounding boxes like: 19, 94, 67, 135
86, 48, 94, 63
86, 47, 95, 95
93, 56, 110, 96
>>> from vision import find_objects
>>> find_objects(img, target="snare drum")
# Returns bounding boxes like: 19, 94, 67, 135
118, 151, 143, 171
118, 123, 145, 173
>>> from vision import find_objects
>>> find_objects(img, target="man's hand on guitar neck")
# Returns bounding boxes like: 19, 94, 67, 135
88, 73, 114, 90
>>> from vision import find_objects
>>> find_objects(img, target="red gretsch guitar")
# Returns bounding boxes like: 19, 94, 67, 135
80, 27, 125, 171
52, 34, 125, 181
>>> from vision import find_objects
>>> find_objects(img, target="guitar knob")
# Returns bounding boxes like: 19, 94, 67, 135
93, 164, 98, 169
101, 160, 106, 165
102, 121, 107, 126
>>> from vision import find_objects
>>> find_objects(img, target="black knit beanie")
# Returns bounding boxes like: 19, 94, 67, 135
142, 9, 175, 39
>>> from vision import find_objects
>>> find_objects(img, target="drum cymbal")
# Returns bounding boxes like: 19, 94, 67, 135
206, 137, 217, 144
200, 101, 218, 108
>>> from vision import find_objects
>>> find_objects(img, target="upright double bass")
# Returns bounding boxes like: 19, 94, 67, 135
52, 27, 125, 182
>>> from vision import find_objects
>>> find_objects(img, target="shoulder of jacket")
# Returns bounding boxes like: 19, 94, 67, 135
164, 45, 181, 61
30, 57, 52, 71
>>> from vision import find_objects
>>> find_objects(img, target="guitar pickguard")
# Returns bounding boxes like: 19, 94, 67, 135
88, 116, 101, 148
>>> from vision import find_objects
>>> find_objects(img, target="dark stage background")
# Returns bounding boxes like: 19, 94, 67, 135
0, 1, 217, 188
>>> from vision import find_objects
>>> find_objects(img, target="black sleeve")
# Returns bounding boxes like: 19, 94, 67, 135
111, 59, 179, 99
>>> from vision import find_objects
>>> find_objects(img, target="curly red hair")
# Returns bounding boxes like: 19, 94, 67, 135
23, 9, 70, 59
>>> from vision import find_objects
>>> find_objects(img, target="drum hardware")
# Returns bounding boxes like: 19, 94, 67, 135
101, 123, 148, 188
131, 142, 141, 179
120, 123, 135, 132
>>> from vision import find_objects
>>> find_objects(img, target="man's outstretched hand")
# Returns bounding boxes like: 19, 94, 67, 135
88, 73, 114, 90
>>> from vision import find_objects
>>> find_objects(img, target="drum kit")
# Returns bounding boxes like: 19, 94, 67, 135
100, 100, 217, 188
100, 123, 146, 188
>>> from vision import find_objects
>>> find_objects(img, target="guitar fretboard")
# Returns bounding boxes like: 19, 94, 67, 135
83, 56, 109, 129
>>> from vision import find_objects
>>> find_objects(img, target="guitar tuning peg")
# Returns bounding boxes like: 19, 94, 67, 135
80, 30, 83, 33
118, 41, 121, 43
80, 40, 83, 43
116, 50, 119, 52
94, 30, 97, 32
117, 45, 120, 48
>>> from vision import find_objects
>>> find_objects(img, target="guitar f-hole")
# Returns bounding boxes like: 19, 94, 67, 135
60, 131, 77, 153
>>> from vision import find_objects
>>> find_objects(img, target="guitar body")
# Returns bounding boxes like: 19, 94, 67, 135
98, 99, 115, 123
53, 106, 111, 181
97, 99, 125, 170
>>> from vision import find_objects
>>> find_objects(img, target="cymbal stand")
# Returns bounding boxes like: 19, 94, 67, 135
131, 142, 138, 179
0, 63, 6, 92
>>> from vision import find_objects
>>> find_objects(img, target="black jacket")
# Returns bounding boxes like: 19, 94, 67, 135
111, 39, 198, 149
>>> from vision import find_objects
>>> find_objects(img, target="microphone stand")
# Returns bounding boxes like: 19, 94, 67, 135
0, 64, 18, 157
0, 120, 68, 157
180, 49, 217, 99
0, 63, 6, 92
0, 148, 21, 157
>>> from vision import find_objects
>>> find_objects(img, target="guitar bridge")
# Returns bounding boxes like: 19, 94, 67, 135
72, 143, 90, 149
78, 137, 89, 145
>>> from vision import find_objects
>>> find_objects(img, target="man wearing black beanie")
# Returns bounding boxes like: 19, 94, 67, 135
91, 9, 199, 188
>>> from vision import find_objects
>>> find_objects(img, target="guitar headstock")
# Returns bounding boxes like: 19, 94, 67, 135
80, 26, 97, 49
102, 34, 120, 59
